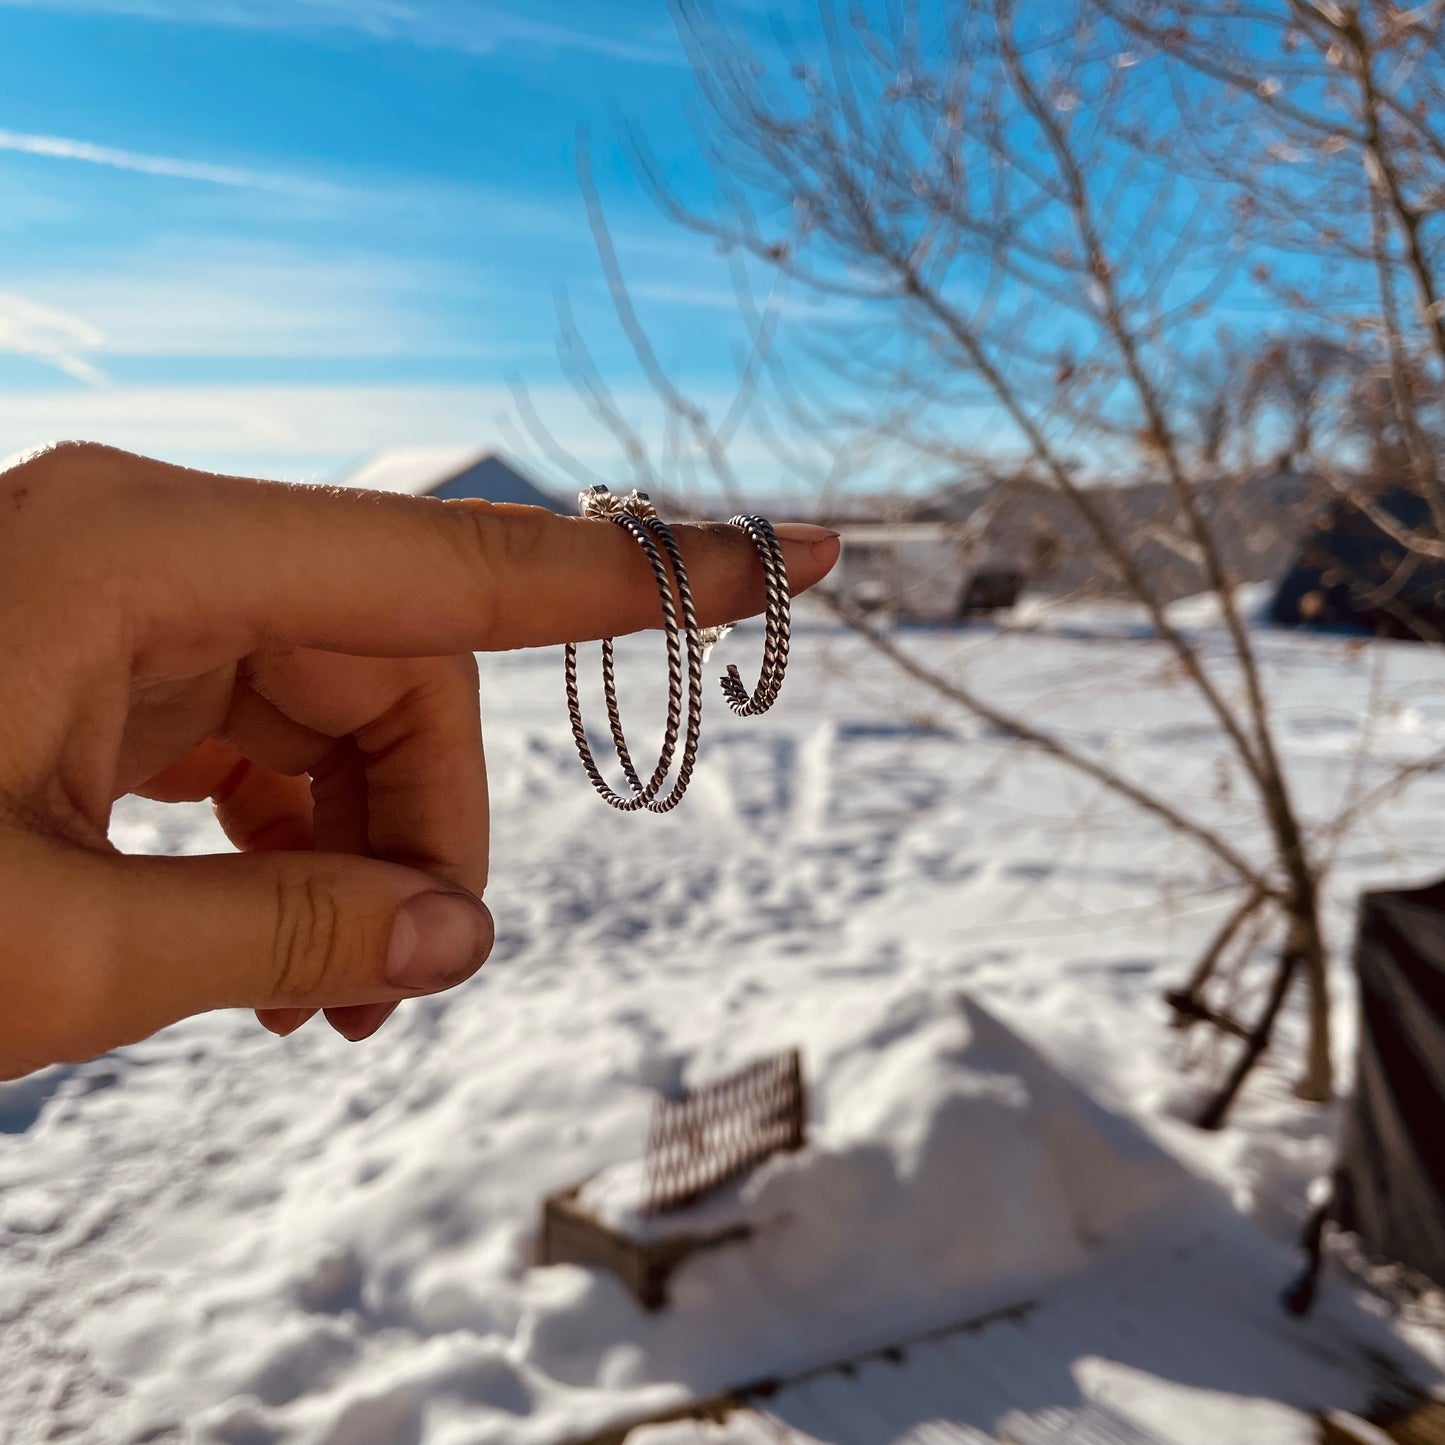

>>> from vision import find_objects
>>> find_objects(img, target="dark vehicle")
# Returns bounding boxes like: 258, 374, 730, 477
957, 569, 1024, 618
1270, 487, 1445, 641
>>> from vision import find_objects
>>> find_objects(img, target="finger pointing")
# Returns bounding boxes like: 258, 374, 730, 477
9, 447, 839, 660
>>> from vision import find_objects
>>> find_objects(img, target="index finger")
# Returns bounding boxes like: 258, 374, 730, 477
13, 445, 840, 658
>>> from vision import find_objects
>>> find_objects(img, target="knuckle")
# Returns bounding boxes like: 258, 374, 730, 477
450, 505, 553, 644
454, 501, 551, 572
0, 442, 140, 610
268, 867, 356, 1004
495, 509, 553, 569
2, 440, 127, 503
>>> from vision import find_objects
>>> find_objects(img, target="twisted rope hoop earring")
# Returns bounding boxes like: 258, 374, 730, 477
564, 486, 704, 814
565, 488, 793, 812
718, 514, 790, 717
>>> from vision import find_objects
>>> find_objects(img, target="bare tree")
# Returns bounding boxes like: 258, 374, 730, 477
1240, 335, 1360, 470
1102, 2, 1445, 503
531, 1, 1445, 1121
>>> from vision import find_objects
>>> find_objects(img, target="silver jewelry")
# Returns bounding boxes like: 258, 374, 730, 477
718, 514, 790, 717
565, 488, 792, 812
565, 486, 703, 814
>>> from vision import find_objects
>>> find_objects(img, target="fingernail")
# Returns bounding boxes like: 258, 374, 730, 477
325, 1001, 398, 1043
386, 891, 493, 991
772, 522, 841, 548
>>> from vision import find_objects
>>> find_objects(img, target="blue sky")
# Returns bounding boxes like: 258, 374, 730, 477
0, 1, 769, 482
0, 2, 1345, 495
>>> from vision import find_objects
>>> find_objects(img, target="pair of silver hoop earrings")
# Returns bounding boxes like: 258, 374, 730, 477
564, 485, 791, 813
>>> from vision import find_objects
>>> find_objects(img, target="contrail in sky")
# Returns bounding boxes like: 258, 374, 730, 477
0, 128, 334, 195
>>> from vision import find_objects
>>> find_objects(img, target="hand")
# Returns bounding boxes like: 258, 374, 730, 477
0, 443, 839, 1079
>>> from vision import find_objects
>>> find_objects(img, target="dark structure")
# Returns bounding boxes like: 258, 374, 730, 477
334, 447, 573, 512
958, 569, 1024, 618
929, 465, 1325, 605
538, 1187, 750, 1312
1288, 878, 1445, 1313
539, 1049, 808, 1310
1269, 487, 1445, 641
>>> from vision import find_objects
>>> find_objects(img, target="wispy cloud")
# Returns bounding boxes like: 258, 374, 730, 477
0, 1, 683, 65
10, 242, 507, 361
0, 292, 107, 384
0, 380, 783, 480
0, 127, 335, 195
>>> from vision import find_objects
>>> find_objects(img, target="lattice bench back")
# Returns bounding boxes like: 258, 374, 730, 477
643, 1048, 806, 1217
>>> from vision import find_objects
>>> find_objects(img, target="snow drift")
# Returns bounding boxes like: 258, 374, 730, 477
568, 990, 1191, 1400
10, 620, 1441, 1444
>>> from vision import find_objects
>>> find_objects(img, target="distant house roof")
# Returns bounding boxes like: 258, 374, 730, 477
333, 448, 572, 513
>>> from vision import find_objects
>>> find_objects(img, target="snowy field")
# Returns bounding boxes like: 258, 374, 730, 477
6, 601, 1445, 1444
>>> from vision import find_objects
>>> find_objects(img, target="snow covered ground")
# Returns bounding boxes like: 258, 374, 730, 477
5, 602, 1445, 1444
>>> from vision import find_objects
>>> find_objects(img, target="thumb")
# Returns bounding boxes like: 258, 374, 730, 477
2, 835, 492, 1076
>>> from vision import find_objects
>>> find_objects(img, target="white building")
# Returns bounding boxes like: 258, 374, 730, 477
833, 521, 1020, 621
